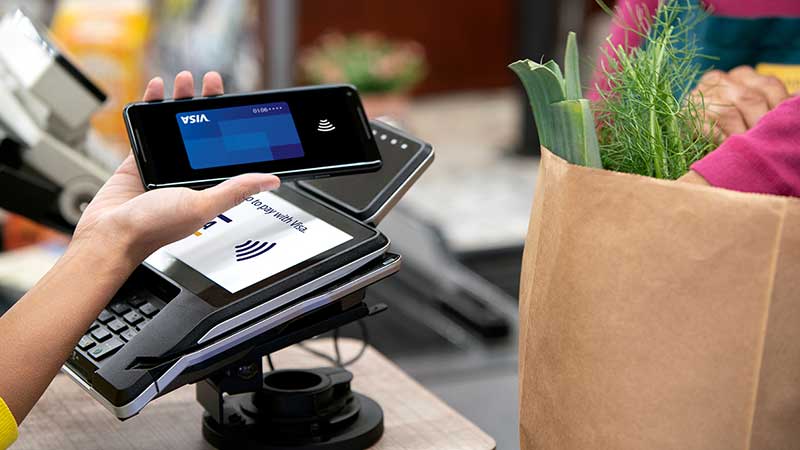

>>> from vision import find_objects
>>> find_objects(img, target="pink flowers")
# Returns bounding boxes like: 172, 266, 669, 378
299, 32, 427, 94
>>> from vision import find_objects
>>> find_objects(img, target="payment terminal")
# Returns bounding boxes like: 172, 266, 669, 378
62, 120, 432, 420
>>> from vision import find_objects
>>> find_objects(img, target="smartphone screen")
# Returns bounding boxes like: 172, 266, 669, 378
124, 85, 381, 189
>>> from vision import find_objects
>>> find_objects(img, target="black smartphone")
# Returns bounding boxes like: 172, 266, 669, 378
123, 84, 382, 189
295, 120, 434, 224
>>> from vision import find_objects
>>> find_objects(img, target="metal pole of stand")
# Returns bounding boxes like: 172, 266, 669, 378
197, 358, 264, 426
262, 0, 298, 89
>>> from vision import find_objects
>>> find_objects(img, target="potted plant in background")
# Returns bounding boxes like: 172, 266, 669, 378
299, 32, 427, 119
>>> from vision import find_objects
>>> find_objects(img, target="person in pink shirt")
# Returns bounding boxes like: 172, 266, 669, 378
594, 0, 800, 196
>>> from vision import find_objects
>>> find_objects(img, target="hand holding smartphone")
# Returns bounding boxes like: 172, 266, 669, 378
123, 85, 382, 189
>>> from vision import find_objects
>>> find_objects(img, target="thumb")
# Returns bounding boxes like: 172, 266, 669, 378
195, 173, 281, 218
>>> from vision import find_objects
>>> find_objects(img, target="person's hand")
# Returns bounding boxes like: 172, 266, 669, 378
73, 71, 280, 261
690, 65, 790, 142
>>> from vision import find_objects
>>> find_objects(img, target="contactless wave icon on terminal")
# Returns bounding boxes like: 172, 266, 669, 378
234, 240, 276, 261
317, 119, 336, 132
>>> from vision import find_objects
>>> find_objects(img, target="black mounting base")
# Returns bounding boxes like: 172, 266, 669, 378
201, 368, 383, 450
196, 297, 387, 450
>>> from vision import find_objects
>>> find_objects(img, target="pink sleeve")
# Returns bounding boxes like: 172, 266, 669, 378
691, 96, 800, 197
588, 0, 659, 101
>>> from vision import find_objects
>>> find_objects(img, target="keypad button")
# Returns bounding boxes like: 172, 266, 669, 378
69, 348, 99, 373
91, 328, 112, 342
120, 328, 138, 342
139, 302, 159, 318
97, 310, 114, 323
123, 310, 144, 325
88, 321, 100, 331
110, 303, 131, 315
88, 337, 124, 361
78, 336, 95, 350
107, 319, 127, 333
128, 296, 146, 307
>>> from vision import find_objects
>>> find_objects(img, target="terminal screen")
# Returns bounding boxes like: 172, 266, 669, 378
147, 191, 353, 293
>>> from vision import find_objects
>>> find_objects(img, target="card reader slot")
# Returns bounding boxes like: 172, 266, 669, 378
119, 265, 181, 304
127, 355, 181, 371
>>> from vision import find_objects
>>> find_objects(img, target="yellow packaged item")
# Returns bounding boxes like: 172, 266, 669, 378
756, 63, 800, 94
50, 0, 151, 154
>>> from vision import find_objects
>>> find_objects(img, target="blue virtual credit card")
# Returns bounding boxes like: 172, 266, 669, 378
176, 102, 305, 170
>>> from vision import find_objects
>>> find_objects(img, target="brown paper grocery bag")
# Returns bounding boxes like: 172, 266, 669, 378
519, 148, 800, 450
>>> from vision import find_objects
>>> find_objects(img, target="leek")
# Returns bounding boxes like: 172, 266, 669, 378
509, 32, 602, 168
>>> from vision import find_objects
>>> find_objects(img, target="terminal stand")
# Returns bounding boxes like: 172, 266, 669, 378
195, 291, 386, 450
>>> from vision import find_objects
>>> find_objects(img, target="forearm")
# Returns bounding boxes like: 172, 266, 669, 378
0, 235, 140, 423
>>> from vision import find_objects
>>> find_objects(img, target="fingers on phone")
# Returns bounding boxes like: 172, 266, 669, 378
171, 71, 224, 99
202, 71, 224, 97
200, 174, 281, 216
143, 77, 165, 101
173, 71, 195, 99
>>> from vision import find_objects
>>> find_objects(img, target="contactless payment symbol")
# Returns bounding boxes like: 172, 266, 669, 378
234, 240, 276, 261
317, 119, 336, 132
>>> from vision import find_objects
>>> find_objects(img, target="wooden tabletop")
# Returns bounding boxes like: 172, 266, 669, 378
14, 338, 496, 450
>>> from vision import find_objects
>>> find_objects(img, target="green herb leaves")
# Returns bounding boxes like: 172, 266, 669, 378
595, 0, 716, 179
511, 1, 716, 179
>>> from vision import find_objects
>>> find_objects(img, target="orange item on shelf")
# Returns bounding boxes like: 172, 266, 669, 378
50, 0, 151, 154
2, 214, 68, 250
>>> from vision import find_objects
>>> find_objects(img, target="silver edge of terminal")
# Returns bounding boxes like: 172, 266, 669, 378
61, 364, 158, 420
197, 241, 389, 345
365, 149, 434, 225
155, 254, 401, 393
